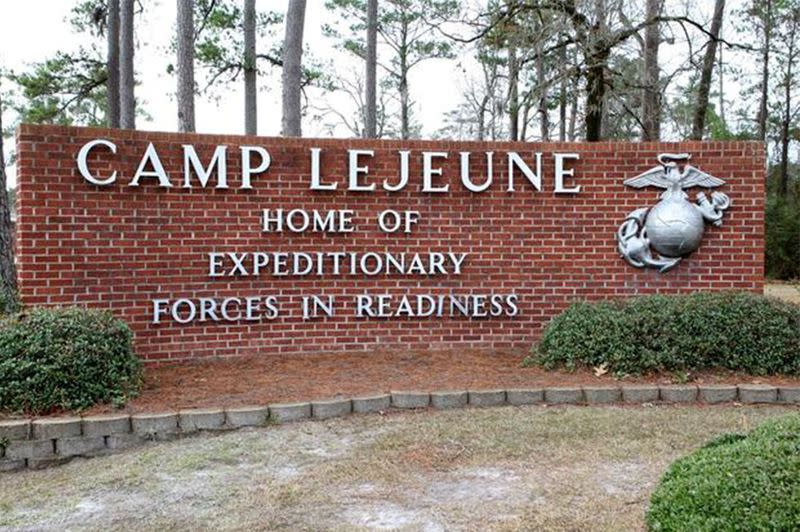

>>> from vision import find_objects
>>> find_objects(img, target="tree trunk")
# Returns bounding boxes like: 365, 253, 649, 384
119, 0, 136, 129
0, 101, 19, 312
107, 0, 121, 128
520, 99, 530, 141
281, 0, 307, 137
364, 0, 378, 138
243, 0, 257, 135
399, 61, 410, 139
690, 0, 725, 140
584, 47, 608, 141
756, 0, 771, 142
558, 46, 567, 141
177, 0, 196, 132
718, 44, 726, 126
779, 42, 793, 197
508, 41, 519, 141
536, 41, 549, 141
568, 74, 578, 141
477, 94, 488, 141
641, 0, 661, 141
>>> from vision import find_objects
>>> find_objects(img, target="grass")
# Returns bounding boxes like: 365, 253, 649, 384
765, 282, 800, 305
0, 404, 797, 531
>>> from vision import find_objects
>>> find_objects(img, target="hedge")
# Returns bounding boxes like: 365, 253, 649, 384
647, 414, 800, 531
0, 307, 143, 414
533, 292, 800, 376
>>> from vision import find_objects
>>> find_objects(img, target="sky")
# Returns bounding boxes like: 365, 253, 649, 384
1, 0, 745, 188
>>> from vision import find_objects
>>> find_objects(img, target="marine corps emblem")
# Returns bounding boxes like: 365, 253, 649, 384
616, 153, 730, 273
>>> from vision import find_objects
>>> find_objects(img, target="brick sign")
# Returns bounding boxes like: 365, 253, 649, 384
16, 125, 765, 363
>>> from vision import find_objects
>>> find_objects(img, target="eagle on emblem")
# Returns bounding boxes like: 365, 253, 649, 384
616, 153, 731, 273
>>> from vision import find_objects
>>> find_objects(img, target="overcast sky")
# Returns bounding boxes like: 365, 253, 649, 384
1, 1, 741, 187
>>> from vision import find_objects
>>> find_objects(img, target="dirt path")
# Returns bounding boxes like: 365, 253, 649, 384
1, 404, 796, 531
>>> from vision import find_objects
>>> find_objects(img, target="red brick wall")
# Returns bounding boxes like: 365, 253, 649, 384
15, 124, 765, 363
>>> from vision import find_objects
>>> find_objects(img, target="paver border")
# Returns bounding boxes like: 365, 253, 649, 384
1, 384, 797, 473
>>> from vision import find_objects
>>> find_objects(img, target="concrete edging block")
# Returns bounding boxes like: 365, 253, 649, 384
698, 385, 738, 404
391, 391, 430, 409
312, 399, 352, 420
468, 390, 506, 407
430, 391, 468, 409
622, 386, 659, 403
352, 395, 391, 413
28, 457, 72, 470
131, 413, 179, 435
739, 385, 778, 404
31, 418, 82, 440
659, 385, 698, 403
583, 387, 622, 404
0, 420, 31, 441
56, 436, 107, 457
178, 409, 226, 432
0, 459, 27, 472
4, 439, 55, 461
269, 403, 311, 423
82, 415, 132, 437
544, 387, 583, 404
105, 433, 148, 451
506, 389, 544, 405
778, 386, 800, 404
225, 406, 269, 428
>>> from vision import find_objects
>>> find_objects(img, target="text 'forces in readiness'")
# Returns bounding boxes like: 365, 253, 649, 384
74, 139, 582, 326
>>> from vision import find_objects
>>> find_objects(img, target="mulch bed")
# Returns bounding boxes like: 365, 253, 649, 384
71, 349, 800, 416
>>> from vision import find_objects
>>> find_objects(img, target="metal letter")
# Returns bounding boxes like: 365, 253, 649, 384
310, 147, 337, 190
240, 146, 270, 189
183, 144, 228, 188
348, 149, 376, 191
131, 142, 172, 187
554, 153, 580, 193
77, 139, 117, 185
422, 151, 449, 193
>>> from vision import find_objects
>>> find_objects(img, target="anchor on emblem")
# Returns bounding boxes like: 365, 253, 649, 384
616, 153, 731, 273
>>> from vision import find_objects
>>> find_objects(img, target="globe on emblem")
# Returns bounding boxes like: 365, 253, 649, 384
644, 197, 705, 258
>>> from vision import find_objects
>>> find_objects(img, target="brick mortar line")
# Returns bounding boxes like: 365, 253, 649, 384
1, 383, 797, 473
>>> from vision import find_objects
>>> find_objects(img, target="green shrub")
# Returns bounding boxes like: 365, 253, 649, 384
534, 292, 800, 376
647, 414, 800, 531
0, 307, 143, 414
